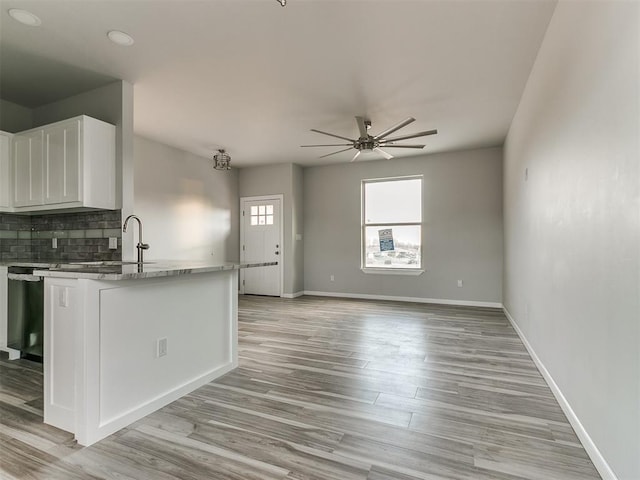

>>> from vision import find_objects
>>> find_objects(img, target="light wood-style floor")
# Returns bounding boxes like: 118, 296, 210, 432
0, 295, 601, 480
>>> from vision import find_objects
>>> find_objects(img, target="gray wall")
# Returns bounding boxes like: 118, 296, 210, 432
291, 163, 304, 294
304, 147, 503, 304
503, 2, 639, 478
0, 99, 32, 132
239, 163, 304, 295
134, 136, 239, 263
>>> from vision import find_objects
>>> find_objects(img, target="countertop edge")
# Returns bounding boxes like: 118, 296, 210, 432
32, 261, 276, 281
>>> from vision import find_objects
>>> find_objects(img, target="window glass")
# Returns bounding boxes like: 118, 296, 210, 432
364, 225, 421, 268
364, 178, 421, 223
362, 177, 422, 270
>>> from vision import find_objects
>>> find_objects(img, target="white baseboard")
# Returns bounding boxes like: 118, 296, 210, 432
282, 291, 304, 299
303, 290, 502, 309
503, 307, 617, 480
76, 361, 236, 446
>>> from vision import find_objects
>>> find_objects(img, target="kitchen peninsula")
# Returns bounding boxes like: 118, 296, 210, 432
33, 260, 274, 447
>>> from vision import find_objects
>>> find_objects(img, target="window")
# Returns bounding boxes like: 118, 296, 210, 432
250, 204, 274, 226
362, 176, 423, 272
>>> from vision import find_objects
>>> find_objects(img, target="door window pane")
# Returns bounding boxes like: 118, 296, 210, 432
250, 204, 275, 227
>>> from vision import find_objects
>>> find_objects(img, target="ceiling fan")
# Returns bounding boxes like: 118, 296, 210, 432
301, 116, 437, 162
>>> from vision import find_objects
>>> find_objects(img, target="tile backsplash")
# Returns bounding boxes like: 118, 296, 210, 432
0, 210, 122, 262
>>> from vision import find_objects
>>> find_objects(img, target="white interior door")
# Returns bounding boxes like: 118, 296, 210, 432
240, 197, 282, 296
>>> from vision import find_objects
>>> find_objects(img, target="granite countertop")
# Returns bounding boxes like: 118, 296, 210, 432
0, 260, 73, 268
25, 260, 277, 281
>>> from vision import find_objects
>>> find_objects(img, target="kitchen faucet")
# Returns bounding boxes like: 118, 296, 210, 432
123, 215, 149, 263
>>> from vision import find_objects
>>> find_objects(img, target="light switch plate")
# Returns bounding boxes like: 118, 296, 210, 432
157, 338, 168, 357
52, 237, 58, 249
108, 237, 118, 249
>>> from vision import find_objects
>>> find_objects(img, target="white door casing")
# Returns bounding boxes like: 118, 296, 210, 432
240, 195, 283, 296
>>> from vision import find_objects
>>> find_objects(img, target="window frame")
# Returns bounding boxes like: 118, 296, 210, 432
361, 175, 424, 275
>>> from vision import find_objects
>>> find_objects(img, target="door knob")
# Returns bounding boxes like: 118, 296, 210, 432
275, 251, 279, 255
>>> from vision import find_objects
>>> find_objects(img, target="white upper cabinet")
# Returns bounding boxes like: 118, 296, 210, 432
10, 115, 116, 212
0, 131, 13, 211
13, 130, 44, 207
44, 118, 81, 205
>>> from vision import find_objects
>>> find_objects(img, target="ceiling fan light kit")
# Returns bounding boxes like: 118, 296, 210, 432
301, 116, 437, 162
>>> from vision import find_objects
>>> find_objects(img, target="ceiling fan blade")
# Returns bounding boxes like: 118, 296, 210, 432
318, 147, 354, 159
355, 116, 368, 138
351, 151, 361, 162
301, 143, 353, 147
374, 147, 394, 160
382, 129, 438, 143
310, 129, 356, 142
374, 117, 415, 140
377, 144, 426, 149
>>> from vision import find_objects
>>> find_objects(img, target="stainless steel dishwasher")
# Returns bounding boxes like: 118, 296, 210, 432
7, 266, 44, 359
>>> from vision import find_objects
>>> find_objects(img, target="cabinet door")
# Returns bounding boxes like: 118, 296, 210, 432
0, 132, 11, 209
13, 130, 43, 207
44, 120, 81, 204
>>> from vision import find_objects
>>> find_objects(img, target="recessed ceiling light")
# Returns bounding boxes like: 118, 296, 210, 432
107, 30, 134, 47
8, 8, 42, 26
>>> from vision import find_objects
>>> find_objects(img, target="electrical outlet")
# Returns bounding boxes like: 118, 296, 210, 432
52, 237, 58, 249
157, 338, 167, 357
108, 237, 118, 249
330, 274, 335, 282
457, 280, 463, 288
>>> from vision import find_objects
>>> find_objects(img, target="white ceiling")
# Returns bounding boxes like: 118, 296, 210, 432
0, 0, 556, 167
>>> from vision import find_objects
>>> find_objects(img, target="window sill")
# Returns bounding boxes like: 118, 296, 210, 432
361, 268, 424, 276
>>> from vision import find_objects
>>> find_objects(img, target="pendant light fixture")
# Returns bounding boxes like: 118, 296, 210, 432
213, 149, 231, 170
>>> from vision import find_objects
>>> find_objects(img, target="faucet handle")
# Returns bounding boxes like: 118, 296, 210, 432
138, 243, 150, 250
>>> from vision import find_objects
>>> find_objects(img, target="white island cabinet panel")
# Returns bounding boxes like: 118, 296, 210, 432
42, 267, 239, 446
97, 274, 232, 425
44, 279, 79, 432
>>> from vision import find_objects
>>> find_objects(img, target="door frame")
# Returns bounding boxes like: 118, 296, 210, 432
239, 194, 284, 297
